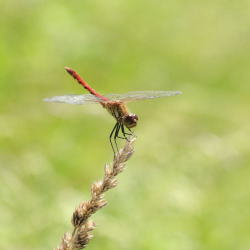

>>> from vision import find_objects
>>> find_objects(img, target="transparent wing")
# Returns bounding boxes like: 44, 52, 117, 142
103, 90, 182, 102
44, 91, 182, 104
43, 94, 103, 105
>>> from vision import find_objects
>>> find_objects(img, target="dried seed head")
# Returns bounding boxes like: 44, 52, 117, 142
55, 232, 71, 250
91, 181, 103, 197
72, 202, 89, 227
104, 164, 112, 176
55, 137, 136, 250
73, 221, 96, 249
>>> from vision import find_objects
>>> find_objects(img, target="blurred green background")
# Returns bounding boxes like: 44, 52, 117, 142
1, 0, 250, 249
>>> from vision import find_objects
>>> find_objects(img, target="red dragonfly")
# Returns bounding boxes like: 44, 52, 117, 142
44, 67, 182, 154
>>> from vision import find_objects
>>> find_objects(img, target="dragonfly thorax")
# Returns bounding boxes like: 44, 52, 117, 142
103, 102, 138, 128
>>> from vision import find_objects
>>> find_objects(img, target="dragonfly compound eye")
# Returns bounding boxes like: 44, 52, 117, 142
124, 114, 138, 128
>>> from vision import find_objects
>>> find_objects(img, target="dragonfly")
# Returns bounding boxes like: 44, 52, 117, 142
44, 67, 182, 155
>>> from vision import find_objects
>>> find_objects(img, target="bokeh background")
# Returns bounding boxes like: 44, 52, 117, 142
1, 0, 250, 249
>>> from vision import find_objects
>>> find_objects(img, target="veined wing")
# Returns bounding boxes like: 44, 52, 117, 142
44, 91, 182, 104
43, 94, 104, 105
103, 90, 182, 102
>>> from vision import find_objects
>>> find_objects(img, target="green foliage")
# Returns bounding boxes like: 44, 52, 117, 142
0, 0, 250, 249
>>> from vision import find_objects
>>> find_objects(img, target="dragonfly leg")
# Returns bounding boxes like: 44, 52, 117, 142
116, 135, 127, 140
128, 127, 134, 135
121, 125, 134, 139
115, 124, 127, 140
114, 122, 122, 154
110, 122, 134, 157
109, 122, 118, 156
128, 127, 136, 138
120, 124, 130, 141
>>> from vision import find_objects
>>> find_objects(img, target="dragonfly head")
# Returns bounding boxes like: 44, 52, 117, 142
123, 114, 138, 128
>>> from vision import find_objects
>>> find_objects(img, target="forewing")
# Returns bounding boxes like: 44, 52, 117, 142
43, 94, 102, 105
103, 90, 182, 102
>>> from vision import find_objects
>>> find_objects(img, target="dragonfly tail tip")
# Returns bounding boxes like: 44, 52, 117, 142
64, 66, 73, 75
